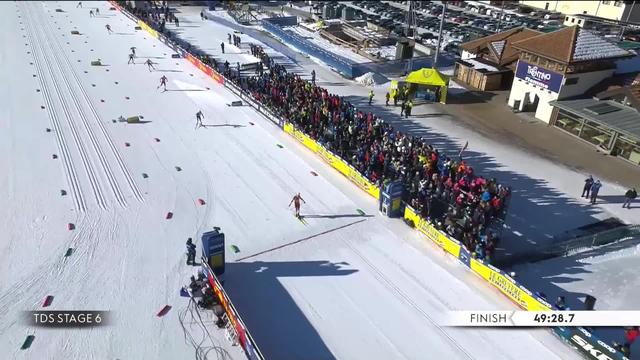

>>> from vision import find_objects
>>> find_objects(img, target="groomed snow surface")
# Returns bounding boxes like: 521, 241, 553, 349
0, 1, 581, 360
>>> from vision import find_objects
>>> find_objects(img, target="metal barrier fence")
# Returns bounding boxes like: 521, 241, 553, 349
351, 54, 457, 78
495, 225, 640, 268
261, 18, 355, 78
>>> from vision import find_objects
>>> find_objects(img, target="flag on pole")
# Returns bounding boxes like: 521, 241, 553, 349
459, 141, 468, 158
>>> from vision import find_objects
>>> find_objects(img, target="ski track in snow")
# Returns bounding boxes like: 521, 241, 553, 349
25, 3, 108, 210
21, 5, 87, 213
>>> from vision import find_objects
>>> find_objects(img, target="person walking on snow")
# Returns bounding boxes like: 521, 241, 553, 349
368, 90, 374, 105
220, 42, 225, 54
623, 188, 637, 209
581, 175, 594, 198
385, 92, 390, 106
289, 193, 306, 218
144, 59, 156, 72
158, 75, 168, 91
311, 69, 316, 85
130, 46, 136, 57
195, 110, 204, 129
105, 24, 113, 34
174, 17, 179, 27
128, 53, 135, 64
185, 238, 196, 265
590, 180, 602, 204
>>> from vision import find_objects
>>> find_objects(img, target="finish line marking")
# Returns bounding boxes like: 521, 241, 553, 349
236, 219, 367, 261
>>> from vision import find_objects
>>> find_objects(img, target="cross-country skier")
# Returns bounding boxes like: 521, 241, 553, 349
158, 75, 168, 91
220, 42, 225, 54
76, 2, 82, 8
130, 46, 136, 57
195, 110, 204, 129
128, 53, 135, 64
185, 238, 196, 265
105, 24, 113, 34
144, 59, 156, 72
95, 7, 100, 15
289, 193, 306, 218
89, 10, 94, 17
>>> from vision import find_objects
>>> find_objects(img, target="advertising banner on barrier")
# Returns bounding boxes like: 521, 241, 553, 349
138, 20, 159, 39
284, 123, 379, 199
470, 259, 551, 311
202, 262, 264, 360
553, 326, 630, 360
186, 54, 224, 85
403, 206, 461, 257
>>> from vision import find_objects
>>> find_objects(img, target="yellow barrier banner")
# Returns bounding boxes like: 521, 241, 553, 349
138, 20, 158, 39
284, 123, 379, 199
470, 259, 551, 311
403, 206, 461, 257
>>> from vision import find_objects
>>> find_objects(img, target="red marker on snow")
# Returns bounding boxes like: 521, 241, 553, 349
42, 295, 54, 307
157, 305, 172, 317
124, 142, 130, 147
197, 199, 206, 206
154, 138, 160, 142
165, 212, 173, 220
67, 223, 75, 230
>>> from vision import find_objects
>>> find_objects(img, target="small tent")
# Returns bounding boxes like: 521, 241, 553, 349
405, 68, 449, 104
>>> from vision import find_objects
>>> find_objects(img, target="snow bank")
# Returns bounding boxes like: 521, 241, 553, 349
355, 72, 388, 86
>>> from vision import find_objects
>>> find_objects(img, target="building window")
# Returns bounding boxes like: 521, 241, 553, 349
614, 1, 623, 7
565, 77, 579, 85
555, 110, 583, 136
571, 18, 575, 23
578, 19, 582, 24
602, 1, 611, 4
581, 120, 614, 149
565, 16, 569, 21
612, 135, 640, 164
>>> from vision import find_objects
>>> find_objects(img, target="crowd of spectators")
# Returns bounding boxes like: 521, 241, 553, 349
117, 1, 511, 263
231, 69, 511, 262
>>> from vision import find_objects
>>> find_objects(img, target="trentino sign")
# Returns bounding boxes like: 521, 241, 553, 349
515, 60, 564, 93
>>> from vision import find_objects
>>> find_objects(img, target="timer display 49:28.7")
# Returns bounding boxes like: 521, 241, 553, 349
533, 313, 575, 324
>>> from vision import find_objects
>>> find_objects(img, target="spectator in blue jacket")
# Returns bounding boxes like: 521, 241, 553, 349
590, 180, 602, 204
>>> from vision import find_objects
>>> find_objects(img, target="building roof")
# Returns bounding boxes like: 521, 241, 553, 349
512, 26, 632, 64
588, 72, 640, 96
597, 85, 640, 112
460, 27, 542, 67
550, 98, 640, 140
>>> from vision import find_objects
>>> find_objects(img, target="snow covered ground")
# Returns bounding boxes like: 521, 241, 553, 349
512, 240, 640, 355
0, 1, 586, 360
282, 25, 372, 63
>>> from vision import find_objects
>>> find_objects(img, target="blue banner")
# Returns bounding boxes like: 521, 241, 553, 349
458, 247, 471, 267
515, 60, 564, 93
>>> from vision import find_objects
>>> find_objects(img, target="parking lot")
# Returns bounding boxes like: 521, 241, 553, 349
300, 1, 570, 55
